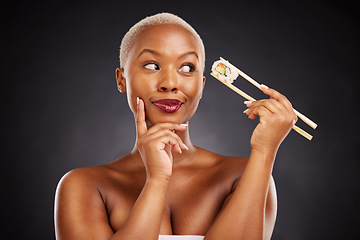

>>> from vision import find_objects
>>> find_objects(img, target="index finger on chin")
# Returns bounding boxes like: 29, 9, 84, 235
136, 97, 147, 137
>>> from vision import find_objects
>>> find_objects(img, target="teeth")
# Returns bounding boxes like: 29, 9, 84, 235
155, 103, 180, 111
153, 102, 182, 112
162, 105, 178, 110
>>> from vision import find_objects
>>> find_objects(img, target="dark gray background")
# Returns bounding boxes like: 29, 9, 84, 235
3, 0, 359, 239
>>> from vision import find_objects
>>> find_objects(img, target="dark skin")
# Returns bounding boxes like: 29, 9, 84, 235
55, 24, 297, 240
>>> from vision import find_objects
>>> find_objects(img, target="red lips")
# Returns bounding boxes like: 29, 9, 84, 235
152, 99, 184, 113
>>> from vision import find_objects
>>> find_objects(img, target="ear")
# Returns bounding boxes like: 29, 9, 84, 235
200, 76, 206, 99
115, 68, 126, 93
202, 76, 206, 90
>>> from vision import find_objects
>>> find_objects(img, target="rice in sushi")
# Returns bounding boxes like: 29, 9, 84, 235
211, 59, 239, 83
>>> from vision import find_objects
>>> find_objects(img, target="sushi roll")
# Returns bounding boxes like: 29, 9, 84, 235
211, 59, 239, 83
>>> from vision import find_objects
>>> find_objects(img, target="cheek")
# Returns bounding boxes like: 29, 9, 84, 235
126, 76, 155, 113
125, 78, 142, 113
183, 78, 204, 101
125, 82, 136, 113
182, 79, 204, 119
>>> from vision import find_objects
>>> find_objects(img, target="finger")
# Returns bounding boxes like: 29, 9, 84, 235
245, 99, 284, 114
147, 128, 187, 150
136, 97, 147, 138
146, 123, 188, 135
152, 133, 184, 154
261, 86, 298, 122
261, 85, 293, 110
245, 99, 298, 126
247, 105, 273, 120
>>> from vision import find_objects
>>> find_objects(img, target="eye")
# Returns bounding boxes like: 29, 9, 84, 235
144, 62, 160, 71
179, 64, 195, 73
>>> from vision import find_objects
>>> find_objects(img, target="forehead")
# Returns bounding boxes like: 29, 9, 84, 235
129, 24, 202, 58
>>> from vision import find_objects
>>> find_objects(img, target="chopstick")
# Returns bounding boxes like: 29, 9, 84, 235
210, 72, 313, 141
220, 57, 318, 129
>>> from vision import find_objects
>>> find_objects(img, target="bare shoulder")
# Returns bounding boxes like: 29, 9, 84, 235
195, 147, 276, 193
56, 152, 139, 193
188, 147, 251, 195
54, 166, 115, 239
195, 147, 249, 177
54, 155, 138, 239
56, 165, 110, 194
54, 165, 115, 215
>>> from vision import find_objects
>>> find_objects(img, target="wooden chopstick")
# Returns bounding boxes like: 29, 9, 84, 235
210, 72, 313, 141
219, 57, 318, 130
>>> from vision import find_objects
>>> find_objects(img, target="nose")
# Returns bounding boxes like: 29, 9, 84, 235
158, 68, 178, 93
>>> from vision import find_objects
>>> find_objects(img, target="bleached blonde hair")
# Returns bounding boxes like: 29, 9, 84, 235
119, 12, 205, 70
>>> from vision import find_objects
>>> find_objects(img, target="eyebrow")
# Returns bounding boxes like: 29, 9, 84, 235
179, 51, 199, 60
137, 49, 199, 60
138, 49, 160, 58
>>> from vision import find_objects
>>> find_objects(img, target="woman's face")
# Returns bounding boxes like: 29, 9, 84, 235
117, 24, 205, 126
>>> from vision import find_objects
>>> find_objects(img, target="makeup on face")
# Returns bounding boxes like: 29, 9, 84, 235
122, 24, 205, 125
152, 99, 184, 113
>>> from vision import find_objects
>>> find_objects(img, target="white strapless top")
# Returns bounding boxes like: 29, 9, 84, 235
159, 235, 204, 240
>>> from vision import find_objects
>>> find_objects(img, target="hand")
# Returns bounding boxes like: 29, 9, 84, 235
244, 86, 297, 155
135, 98, 188, 181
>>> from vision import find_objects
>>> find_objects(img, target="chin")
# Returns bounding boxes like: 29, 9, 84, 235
146, 113, 188, 126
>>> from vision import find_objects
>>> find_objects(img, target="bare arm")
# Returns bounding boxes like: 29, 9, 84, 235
206, 86, 296, 240
54, 169, 170, 240
55, 98, 188, 240
54, 169, 114, 240
205, 152, 277, 240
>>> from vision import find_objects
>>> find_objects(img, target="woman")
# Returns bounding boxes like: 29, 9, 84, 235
54, 13, 297, 240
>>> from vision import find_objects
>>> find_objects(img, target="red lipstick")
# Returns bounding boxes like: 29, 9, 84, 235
152, 99, 184, 113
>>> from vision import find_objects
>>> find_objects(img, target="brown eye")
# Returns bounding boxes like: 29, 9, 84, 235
144, 63, 160, 70
179, 64, 195, 73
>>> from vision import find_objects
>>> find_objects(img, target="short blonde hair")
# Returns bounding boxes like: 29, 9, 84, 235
119, 12, 205, 70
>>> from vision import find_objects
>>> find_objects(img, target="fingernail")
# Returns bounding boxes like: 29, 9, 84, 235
244, 100, 253, 105
136, 97, 139, 105
179, 147, 182, 154
243, 108, 249, 114
182, 143, 189, 150
260, 84, 269, 90
180, 123, 188, 127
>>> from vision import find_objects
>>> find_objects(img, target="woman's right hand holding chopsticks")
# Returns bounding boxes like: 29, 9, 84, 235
244, 86, 298, 157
